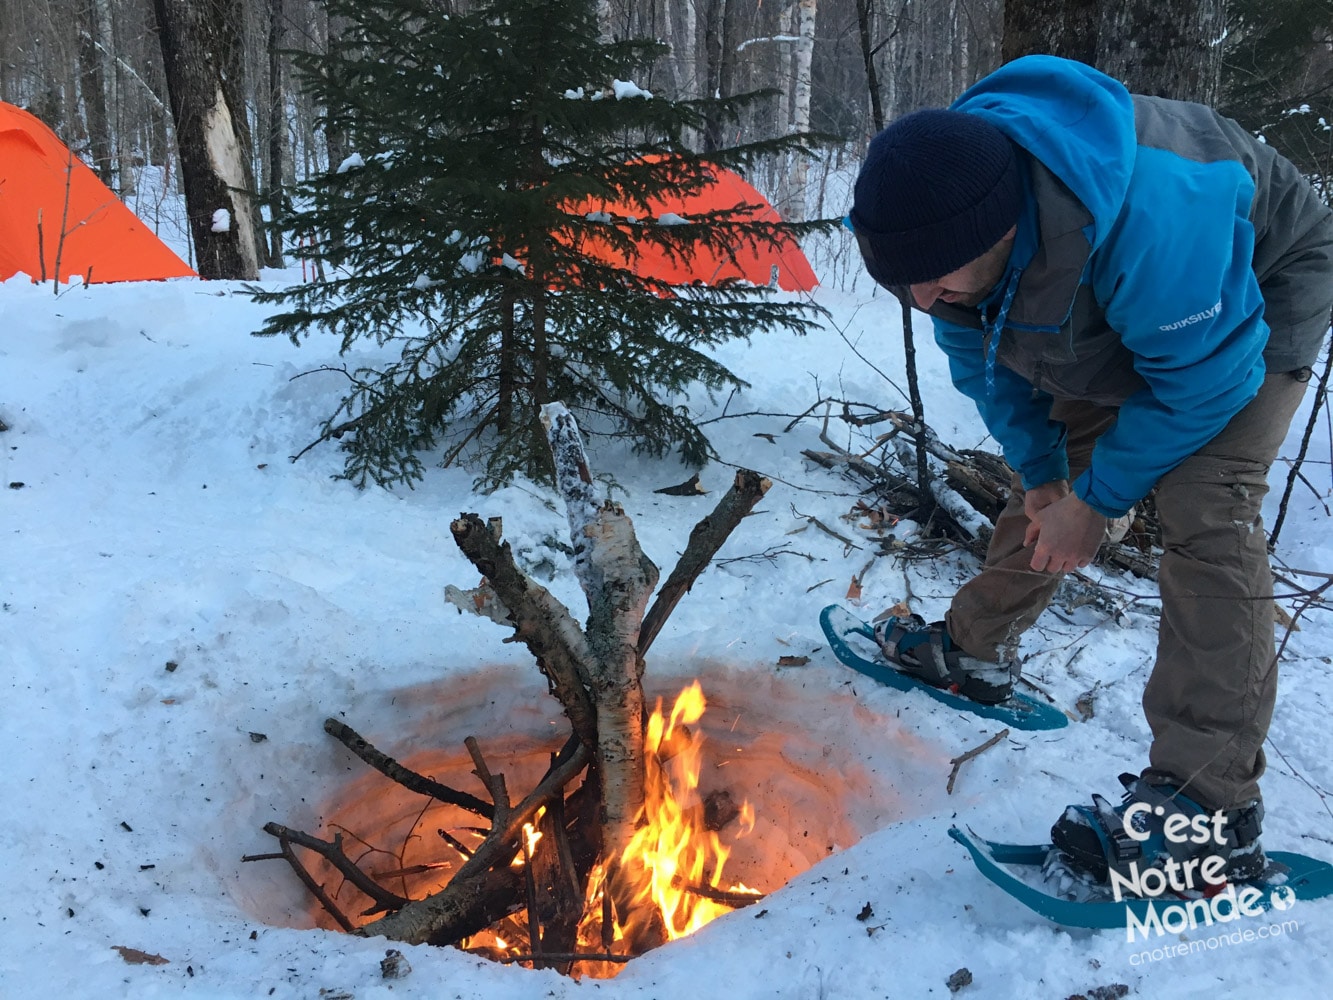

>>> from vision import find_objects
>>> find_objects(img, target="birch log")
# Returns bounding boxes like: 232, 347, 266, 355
540, 403, 659, 864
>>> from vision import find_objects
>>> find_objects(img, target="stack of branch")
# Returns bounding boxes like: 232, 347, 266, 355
802, 403, 1159, 580
247, 402, 771, 962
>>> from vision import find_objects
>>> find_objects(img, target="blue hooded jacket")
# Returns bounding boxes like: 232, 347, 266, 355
924, 56, 1305, 517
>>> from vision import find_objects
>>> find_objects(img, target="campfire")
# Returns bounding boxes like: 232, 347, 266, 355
244, 404, 869, 976
450, 682, 761, 975
251, 681, 772, 976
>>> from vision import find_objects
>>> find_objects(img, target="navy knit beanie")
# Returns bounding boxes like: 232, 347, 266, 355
850, 109, 1022, 287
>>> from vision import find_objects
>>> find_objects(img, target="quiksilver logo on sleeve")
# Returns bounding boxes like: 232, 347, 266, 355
1159, 300, 1223, 331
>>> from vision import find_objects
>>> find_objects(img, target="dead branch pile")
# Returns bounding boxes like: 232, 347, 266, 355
801, 401, 1161, 582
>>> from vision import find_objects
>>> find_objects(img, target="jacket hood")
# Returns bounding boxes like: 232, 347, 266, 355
951, 55, 1136, 251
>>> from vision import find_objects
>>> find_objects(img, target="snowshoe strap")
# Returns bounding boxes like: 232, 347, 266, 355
1122, 776, 1266, 857
873, 616, 938, 672
1226, 802, 1264, 849
872, 616, 1016, 704
1083, 794, 1144, 877
876, 618, 956, 687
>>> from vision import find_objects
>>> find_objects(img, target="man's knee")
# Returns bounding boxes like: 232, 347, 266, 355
1157, 455, 1270, 549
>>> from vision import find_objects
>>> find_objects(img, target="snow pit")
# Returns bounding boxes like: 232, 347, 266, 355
235, 663, 950, 965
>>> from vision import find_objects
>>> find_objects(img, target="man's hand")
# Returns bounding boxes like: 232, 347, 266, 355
1022, 479, 1070, 533
1026, 491, 1107, 574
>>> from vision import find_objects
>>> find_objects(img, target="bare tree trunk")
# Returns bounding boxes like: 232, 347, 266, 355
680, 0, 698, 96
76, 0, 113, 186
784, 0, 817, 223
718, 0, 740, 122
150, 0, 261, 279
265, 0, 287, 267
660, 0, 681, 96
1002, 0, 1099, 66
1005, 0, 1224, 105
322, 8, 353, 173
702, 0, 726, 149
854, 0, 884, 132
1097, 0, 1225, 104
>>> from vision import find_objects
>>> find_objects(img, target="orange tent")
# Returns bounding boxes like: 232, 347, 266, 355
566, 163, 817, 292
0, 102, 194, 283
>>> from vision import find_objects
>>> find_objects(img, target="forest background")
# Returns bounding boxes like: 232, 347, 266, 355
6, 0, 1331, 285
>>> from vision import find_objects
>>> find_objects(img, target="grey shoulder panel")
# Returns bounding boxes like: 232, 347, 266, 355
1131, 95, 1254, 168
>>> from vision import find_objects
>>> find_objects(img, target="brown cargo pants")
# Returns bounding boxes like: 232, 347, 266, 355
944, 369, 1310, 810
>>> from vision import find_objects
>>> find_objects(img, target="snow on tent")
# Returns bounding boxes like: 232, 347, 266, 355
566, 162, 818, 292
0, 102, 195, 284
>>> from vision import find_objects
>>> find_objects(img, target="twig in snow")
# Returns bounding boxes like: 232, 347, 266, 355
714, 544, 817, 568
790, 503, 861, 551
947, 728, 1010, 795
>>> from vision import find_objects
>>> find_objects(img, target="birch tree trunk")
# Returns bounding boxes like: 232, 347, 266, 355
150, 0, 261, 279
784, 0, 816, 223
540, 403, 658, 862
679, 0, 698, 95
660, 0, 682, 97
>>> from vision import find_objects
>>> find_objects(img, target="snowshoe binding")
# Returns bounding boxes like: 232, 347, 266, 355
872, 614, 1018, 705
1048, 772, 1277, 895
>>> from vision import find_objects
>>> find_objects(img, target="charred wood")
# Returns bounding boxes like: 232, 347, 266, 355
323, 718, 493, 819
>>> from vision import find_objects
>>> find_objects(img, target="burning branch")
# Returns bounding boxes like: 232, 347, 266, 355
360, 739, 591, 945
675, 878, 765, 908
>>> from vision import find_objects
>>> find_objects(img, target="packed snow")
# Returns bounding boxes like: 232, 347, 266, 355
2, 234, 1332, 998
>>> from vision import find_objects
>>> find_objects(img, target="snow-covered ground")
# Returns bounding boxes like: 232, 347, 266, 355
3, 254, 1332, 998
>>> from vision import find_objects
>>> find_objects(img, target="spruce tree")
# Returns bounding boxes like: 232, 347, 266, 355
255, 0, 830, 489
1222, 0, 1333, 182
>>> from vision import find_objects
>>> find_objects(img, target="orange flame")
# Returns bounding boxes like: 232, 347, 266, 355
576, 680, 759, 965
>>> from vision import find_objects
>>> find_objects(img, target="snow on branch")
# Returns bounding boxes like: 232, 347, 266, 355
737, 35, 800, 52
